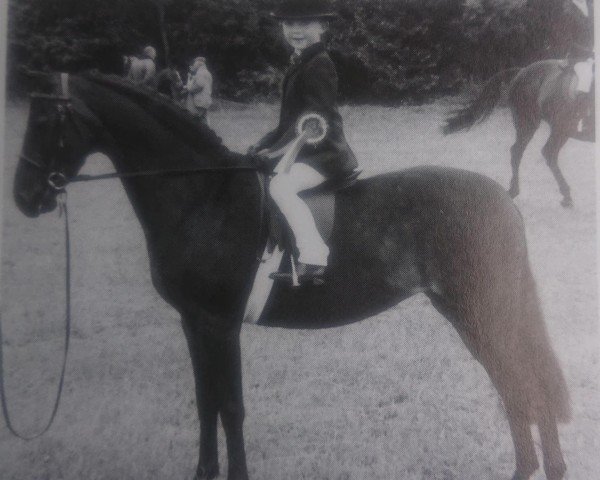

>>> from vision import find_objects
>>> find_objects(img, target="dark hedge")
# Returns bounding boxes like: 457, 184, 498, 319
6, 0, 588, 103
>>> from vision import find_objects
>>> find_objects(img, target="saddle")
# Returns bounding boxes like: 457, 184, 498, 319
264, 169, 361, 261
243, 169, 359, 324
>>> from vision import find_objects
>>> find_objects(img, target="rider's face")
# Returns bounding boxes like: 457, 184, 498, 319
282, 19, 326, 53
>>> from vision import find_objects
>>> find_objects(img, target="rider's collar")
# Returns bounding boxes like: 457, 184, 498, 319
290, 42, 325, 66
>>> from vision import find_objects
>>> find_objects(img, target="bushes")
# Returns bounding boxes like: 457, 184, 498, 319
7, 0, 574, 103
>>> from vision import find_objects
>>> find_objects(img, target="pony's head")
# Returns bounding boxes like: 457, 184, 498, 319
14, 73, 100, 217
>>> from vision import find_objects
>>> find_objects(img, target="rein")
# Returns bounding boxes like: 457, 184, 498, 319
0, 193, 71, 440
71, 164, 260, 183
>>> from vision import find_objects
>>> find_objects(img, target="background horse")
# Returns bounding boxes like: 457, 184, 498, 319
151, 67, 184, 102
123, 54, 183, 102
12, 72, 570, 480
444, 59, 594, 207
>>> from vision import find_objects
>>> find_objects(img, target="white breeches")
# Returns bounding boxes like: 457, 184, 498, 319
574, 59, 594, 93
269, 163, 330, 266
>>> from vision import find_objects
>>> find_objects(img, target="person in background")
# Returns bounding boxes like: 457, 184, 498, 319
184, 57, 213, 122
124, 45, 158, 86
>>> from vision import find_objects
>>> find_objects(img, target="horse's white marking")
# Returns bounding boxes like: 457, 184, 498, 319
574, 59, 594, 93
243, 246, 284, 324
60, 72, 69, 98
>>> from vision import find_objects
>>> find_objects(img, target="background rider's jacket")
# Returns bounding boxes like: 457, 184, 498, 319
255, 42, 357, 178
186, 65, 213, 110
561, 0, 594, 58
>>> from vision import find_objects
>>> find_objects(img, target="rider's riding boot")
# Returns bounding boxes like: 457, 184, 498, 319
297, 262, 326, 281
270, 262, 326, 284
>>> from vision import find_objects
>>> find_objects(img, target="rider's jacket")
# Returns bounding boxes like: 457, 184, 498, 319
254, 42, 357, 178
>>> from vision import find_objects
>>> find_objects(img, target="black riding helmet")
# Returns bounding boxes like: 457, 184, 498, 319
271, 0, 336, 20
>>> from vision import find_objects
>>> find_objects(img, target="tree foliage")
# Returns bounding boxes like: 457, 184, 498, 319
6, 0, 588, 103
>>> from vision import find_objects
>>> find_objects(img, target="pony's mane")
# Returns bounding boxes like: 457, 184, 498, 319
80, 72, 245, 164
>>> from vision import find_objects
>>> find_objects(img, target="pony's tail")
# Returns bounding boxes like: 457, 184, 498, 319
522, 264, 571, 424
443, 68, 521, 134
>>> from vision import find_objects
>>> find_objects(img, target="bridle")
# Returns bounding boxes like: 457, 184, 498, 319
19, 91, 71, 194
2, 73, 266, 440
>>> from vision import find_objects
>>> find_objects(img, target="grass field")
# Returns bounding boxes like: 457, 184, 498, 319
1, 98, 598, 480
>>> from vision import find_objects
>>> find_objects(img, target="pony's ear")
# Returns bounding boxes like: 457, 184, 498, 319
18, 68, 58, 95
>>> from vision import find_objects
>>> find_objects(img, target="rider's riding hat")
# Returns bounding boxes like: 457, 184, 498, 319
271, 0, 336, 20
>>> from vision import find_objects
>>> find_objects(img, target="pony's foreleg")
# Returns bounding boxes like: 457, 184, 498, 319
182, 317, 249, 480
182, 317, 221, 479
217, 330, 249, 480
541, 132, 571, 207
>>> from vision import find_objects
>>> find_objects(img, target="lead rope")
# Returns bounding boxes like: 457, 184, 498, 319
0, 191, 71, 440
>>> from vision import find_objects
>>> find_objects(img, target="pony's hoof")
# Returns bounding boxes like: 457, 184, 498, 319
560, 197, 573, 208
511, 461, 539, 480
511, 472, 532, 480
227, 470, 249, 480
194, 463, 220, 480
544, 460, 566, 480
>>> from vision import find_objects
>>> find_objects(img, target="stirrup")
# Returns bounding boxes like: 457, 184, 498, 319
269, 271, 325, 287
269, 258, 326, 287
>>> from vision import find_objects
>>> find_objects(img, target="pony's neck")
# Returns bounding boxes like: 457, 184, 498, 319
73, 75, 249, 232
69, 75, 262, 311
76, 74, 241, 172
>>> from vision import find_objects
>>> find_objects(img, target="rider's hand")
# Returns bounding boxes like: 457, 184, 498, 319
247, 144, 261, 155
248, 147, 276, 172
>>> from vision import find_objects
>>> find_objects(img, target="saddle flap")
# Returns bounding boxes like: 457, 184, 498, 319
303, 193, 335, 242
299, 169, 361, 241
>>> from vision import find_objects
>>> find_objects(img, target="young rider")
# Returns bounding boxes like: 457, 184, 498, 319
249, 0, 357, 283
563, 0, 594, 135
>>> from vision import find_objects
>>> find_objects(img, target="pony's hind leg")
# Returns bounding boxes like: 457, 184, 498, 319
505, 404, 539, 479
541, 131, 571, 207
508, 108, 539, 198
427, 293, 539, 479
538, 412, 567, 480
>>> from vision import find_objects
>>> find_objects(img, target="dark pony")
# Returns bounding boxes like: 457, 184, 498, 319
151, 67, 184, 101
13, 72, 570, 480
444, 60, 594, 207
